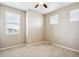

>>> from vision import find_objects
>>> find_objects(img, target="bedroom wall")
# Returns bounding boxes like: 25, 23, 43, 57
45, 3, 79, 51
26, 10, 44, 44
0, 4, 26, 48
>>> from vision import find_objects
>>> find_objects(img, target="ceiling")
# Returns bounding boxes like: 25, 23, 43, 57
0, 2, 74, 14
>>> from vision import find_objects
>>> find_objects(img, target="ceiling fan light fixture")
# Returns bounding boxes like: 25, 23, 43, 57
34, 2, 48, 8
39, 2, 44, 5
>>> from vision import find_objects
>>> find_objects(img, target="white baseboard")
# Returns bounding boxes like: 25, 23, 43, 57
0, 43, 26, 51
0, 41, 44, 51
1, 41, 79, 53
44, 41, 79, 53
27, 41, 45, 46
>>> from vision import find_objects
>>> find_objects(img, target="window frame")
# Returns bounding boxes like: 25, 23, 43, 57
50, 15, 59, 24
5, 11, 21, 35
70, 9, 79, 22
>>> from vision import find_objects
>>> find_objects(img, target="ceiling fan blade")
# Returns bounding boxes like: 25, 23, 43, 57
43, 3, 48, 8
34, 4, 39, 8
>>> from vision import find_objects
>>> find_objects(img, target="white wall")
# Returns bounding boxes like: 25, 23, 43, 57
45, 3, 79, 51
26, 10, 44, 44
0, 4, 44, 48
0, 5, 26, 48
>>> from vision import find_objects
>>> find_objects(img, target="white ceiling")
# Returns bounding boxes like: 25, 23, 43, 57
0, 2, 74, 14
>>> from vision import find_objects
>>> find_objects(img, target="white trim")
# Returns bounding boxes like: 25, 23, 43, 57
0, 43, 26, 51
1, 41, 79, 53
44, 41, 79, 53
0, 41, 44, 51
27, 41, 45, 46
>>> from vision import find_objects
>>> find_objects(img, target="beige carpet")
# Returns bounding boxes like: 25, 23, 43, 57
0, 43, 79, 57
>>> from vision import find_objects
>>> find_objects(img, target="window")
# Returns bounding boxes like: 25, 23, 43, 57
50, 15, 58, 24
70, 9, 79, 22
5, 12, 21, 34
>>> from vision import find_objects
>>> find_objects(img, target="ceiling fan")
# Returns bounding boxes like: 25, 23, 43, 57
34, 2, 48, 8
